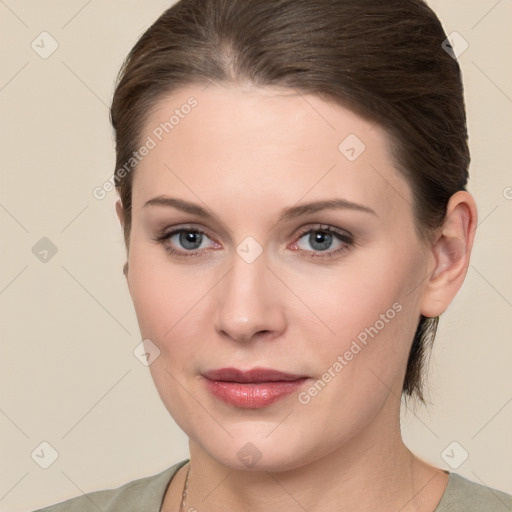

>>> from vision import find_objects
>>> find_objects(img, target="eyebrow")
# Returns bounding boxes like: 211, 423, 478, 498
143, 196, 377, 222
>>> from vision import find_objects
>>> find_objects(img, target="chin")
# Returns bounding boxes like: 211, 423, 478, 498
191, 421, 328, 473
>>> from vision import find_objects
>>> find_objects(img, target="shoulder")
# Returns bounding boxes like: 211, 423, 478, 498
435, 472, 512, 512
30, 460, 188, 512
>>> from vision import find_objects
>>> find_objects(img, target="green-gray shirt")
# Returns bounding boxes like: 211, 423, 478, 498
31, 459, 512, 511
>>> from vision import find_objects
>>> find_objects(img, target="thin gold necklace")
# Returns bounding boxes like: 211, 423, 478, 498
179, 464, 191, 512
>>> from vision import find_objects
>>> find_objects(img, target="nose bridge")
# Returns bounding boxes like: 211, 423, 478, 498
223, 249, 269, 316
214, 246, 285, 341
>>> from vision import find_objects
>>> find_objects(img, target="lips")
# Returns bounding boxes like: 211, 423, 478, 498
203, 367, 307, 383
202, 367, 309, 409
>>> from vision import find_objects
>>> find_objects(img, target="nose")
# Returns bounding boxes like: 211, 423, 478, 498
213, 250, 287, 344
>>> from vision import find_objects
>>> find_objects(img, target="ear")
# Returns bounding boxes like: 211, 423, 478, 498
115, 199, 125, 228
115, 199, 130, 278
420, 191, 478, 318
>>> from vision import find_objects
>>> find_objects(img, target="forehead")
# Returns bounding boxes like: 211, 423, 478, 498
131, 84, 413, 224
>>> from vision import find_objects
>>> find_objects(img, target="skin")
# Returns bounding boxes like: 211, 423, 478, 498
116, 83, 477, 512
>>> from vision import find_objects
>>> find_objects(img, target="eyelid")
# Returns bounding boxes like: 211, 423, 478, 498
155, 224, 219, 247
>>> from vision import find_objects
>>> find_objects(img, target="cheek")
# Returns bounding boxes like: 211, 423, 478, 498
126, 231, 222, 370
127, 235, 191, 343
292, 246, 423, 391
293, 251, 413, 339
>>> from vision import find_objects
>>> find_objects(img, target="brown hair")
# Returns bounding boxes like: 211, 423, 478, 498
110, 0, 470, 403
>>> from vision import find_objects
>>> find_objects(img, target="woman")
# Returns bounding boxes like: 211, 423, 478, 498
33, 0, 512, 510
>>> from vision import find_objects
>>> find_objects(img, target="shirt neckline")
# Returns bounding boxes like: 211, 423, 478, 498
159, 462, 452, 511
159, 459, 190, 511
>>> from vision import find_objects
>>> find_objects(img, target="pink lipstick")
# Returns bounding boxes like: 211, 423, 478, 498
202, 367, 309, 409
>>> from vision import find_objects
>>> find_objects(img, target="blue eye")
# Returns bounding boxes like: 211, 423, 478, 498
293, 226, 353, 258
169, 230, 209, 251
155, 226, 217, 257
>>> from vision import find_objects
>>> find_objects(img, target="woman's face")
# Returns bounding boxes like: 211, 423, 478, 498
122, 84, 432, 471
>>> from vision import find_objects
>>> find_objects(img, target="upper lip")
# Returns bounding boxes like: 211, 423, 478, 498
202, 367, 307, 383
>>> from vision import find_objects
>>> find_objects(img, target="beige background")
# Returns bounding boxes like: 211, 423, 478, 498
1, 1, 511, 510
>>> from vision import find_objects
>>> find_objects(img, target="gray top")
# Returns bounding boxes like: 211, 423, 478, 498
31, 459, 512, 511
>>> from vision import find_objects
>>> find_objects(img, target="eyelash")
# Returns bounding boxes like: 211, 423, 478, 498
153, 224, 354, 260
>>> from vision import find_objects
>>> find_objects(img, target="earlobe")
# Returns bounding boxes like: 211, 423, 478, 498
420, 191, 478, 318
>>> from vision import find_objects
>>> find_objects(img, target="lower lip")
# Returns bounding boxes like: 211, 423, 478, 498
204, 378, 309, 409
